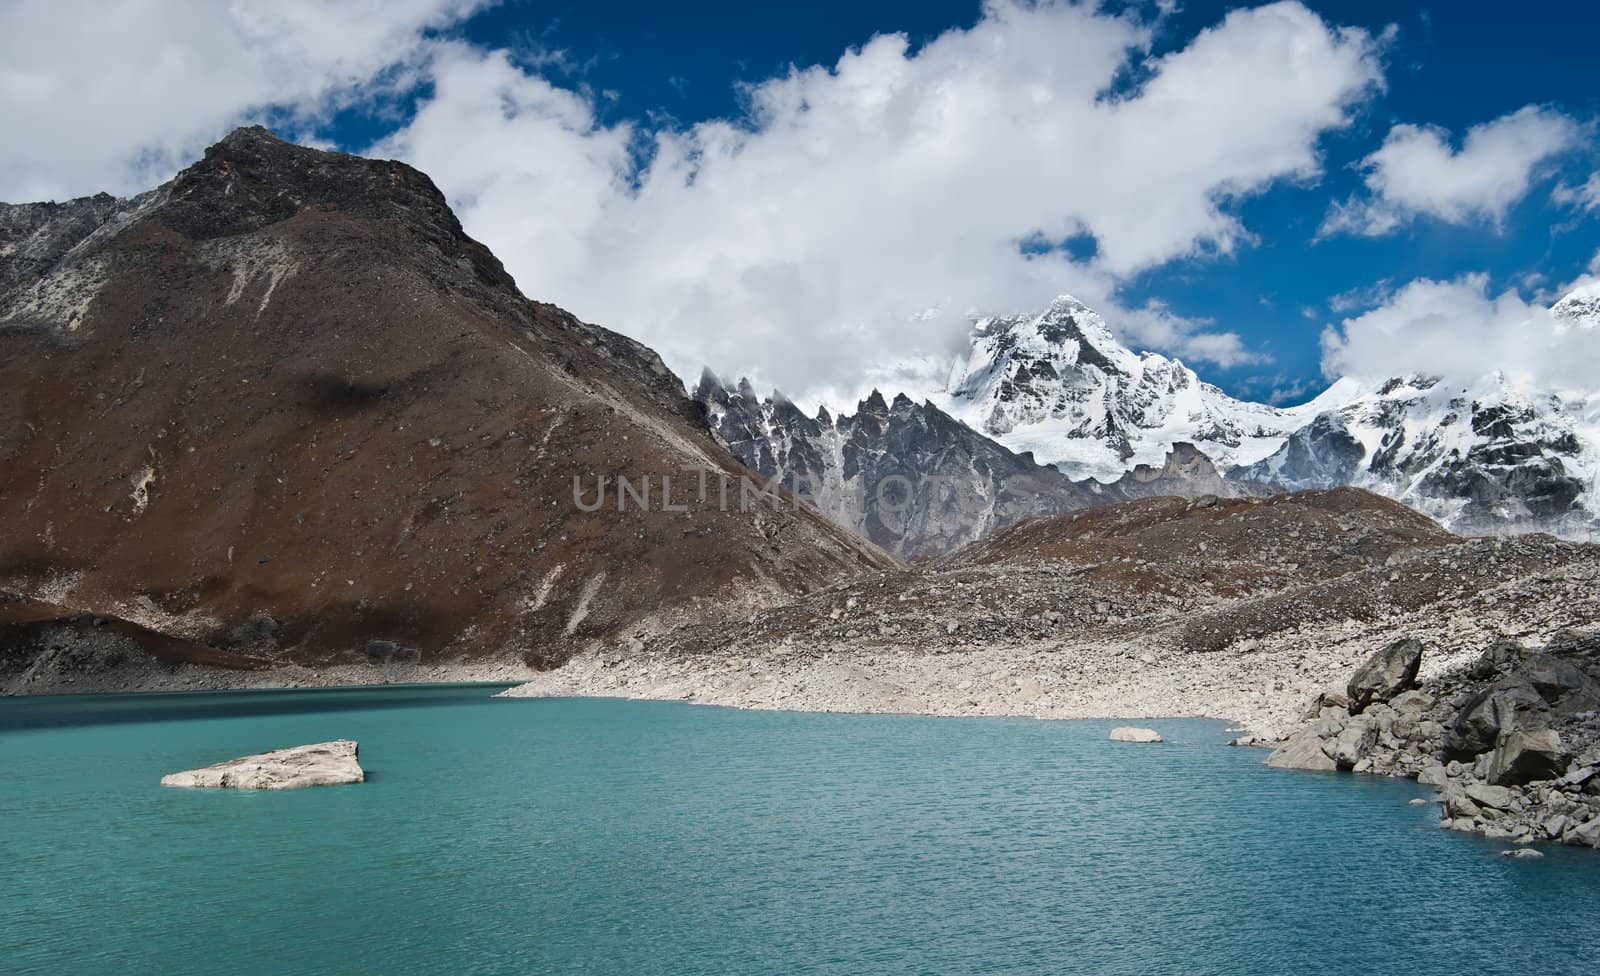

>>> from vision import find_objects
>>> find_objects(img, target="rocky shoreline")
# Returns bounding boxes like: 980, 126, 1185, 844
1266, 632, 1600, 851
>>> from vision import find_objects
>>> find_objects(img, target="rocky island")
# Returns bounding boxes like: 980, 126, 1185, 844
161, 740, 365, 790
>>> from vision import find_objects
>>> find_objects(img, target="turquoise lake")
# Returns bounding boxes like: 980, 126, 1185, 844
3, 685, 1597, 975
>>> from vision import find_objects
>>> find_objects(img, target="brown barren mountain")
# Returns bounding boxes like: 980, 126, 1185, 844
0, 127, 893, 683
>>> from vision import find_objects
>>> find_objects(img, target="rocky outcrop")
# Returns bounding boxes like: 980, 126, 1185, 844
161, 740, 364, 790
1267, 631, 1600, 852
1109, 726, 1163, 743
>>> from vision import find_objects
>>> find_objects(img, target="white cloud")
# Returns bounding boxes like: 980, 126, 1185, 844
1320, 106, 1583, 237
1320, 273, 1600, 392
0, 0, 487, 200
1553, 172, 1600, 213
374, 0, 1382, 400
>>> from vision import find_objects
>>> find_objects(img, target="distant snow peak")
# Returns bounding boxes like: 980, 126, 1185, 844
1553, 280, 1600, 327
937, 293, 1333, 482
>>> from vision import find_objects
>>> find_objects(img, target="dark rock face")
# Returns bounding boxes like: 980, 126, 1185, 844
1448, 686, 1528, 759
0, 127, 894, 677
694, 373, 1098, 558
696, 370, 1275, 559
1346, 637, 1423, 712
0, 192, 131, 294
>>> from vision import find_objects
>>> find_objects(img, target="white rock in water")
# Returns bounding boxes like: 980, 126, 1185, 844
1109, 726, 1163, 743
161, 740, 364, 790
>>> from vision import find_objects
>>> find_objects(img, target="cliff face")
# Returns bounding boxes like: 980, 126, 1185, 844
0, 127, 893, 675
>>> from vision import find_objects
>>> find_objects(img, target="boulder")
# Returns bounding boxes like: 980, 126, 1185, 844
1109, 726, 1163, 743
1558, 765, 1597, 789
1266, 729, 1337, 771
1347, 638, 1423, 712
1464, 782, 1515, 810
1311, 682, 1352, 712
1486, 728, 1567, 787
1567, 817, 1600, 848
1329, 716, 1378, 770
1416, 762, 1450, 787
1520, 654, 1589, 705
161, 740, 364, 790
1448, 686, 1526, 759
1499, 849, 1544, 859
1389, 690, 1435, 716
1441, 784, 1482, 819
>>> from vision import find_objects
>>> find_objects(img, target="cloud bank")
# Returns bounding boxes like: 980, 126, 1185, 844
1320, 106, 1583, 237
0, 0, 487, 201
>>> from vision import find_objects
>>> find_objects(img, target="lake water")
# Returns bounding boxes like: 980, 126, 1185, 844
2, 686, 1597, 975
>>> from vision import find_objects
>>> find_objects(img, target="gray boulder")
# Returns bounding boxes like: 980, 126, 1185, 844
1416, 762, 1450, 787
1266, 729, 1337, 771
1329, 716, 1378, 770
1521, 653, 1590, 704
1487, 728, 1567, 787
1567, 817, 1600, 848
1109, 726, 1163, 743
1464, 782, 1514, 810
1389, 689, 1435, 716
1347, 638, 1423, 712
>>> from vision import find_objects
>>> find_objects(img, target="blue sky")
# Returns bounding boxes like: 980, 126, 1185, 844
4, 1, 1598, 406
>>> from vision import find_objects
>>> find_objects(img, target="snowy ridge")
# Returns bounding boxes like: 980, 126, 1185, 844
1246, 372, 1600, 538
920, 290, 1599, 539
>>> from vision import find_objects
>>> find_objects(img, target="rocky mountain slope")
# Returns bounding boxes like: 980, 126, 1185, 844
1233, 368, 1599, 538
0, 127, 894, 690
693, 373, 1098, 558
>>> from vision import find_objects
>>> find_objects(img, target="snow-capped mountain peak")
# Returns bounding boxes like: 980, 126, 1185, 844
1553, 280, 1600, 327
935, 294, 1335, 482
